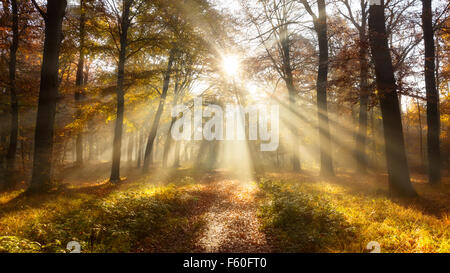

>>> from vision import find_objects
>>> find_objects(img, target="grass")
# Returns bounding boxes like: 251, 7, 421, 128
256, 172, 450, 253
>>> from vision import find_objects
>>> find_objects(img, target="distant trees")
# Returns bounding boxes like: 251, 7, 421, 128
368, 0, 416, 197
0, 0, 446, 198
29, 0, 67, 193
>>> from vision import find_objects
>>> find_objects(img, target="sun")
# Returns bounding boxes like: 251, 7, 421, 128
222, 54, 240, 76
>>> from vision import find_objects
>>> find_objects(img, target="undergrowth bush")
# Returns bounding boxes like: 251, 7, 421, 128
0, 184, 202, 253
257, 178, 356, 252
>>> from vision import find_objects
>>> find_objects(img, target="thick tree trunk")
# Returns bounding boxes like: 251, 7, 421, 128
5, 0, 19, 188
75, 0, 86, 166
422, 0, 441, 184
143, 49, 175, 172
29, 0, 67, 193
110, 0, 132, 183
355, 16, 370, 173
316, 0, 334, 177
368, 1, 416, 197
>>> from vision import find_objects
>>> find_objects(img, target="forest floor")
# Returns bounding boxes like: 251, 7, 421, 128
0, 163, 449, 253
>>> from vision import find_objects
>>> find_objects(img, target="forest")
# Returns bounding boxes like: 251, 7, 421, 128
0, 0, 449, 253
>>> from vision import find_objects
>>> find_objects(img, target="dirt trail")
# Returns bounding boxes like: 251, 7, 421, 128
194, 177, 271, 253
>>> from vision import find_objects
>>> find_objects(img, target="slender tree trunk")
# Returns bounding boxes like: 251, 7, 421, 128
143, 49, 175, 172
286, 80, 301, 172
75, 0, 86, 166
368, 1, 416, 197
316, 0, 334, 177
416, 100, 424, 169
355, 15, 370, 173
422, 0, 441, 184
163, 117, 177, 168
5, 0, 19, 189
163, 85, 181, 168
127, 133, 133, 164
173, 140, 181, 168
110, 0, 132, 183
137, 129, 142, 168
29, 0, 67, 193
280, 29, 301, 172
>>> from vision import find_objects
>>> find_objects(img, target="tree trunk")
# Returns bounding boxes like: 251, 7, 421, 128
173, 140, 181, 168
316, 0, 334, 177
368, 1, 416, 197
137, 129, 142, 168
355, 14, 370, 173
127, 133, 134, 164
75, 0, 86, 166
5, 0, 19, 189
417, 100, 424, 169
280, 25, 301, 172
143, 49, 176, 172
162, 85, 181, 168
422, 0, 441, 184
29, 0, 67, 193
163, 117, 177, 168
110, 0, 132, 183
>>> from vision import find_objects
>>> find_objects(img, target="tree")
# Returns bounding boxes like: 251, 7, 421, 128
422, 0, 441, 184
74, 0, 87, 166
3, 0, 19, 188
337, 0, 371, 173
162, 50, 199, 168
368, 0, 416, 197
29, 0, 67, 193
300, 0, 334, 176
242, 0, 303, 171
143, 48, 176, 172
107, 0, 133, 183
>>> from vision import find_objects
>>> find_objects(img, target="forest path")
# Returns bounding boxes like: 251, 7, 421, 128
193, 175, 272, 253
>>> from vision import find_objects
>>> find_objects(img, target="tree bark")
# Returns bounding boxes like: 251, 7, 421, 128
5, 0, 19, 188
173, 140, 181, 168
162, 80, 181, 168
29, 0, 67, 193
279, 22, 301, 172
416, 99, 424, 169
127, 133, 134, 164
143, 49, 176, 172
368, 1, 416, 197
421, 0, 441, 184
316, 0, 334, 177
75, 0, 86, 166
355, 9, 370, 173
110, 0, 132, 183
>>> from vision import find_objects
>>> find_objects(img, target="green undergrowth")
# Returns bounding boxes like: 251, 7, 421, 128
257, 176, 450, 253
0, 176, 204, 253
257, 178, 355, 252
